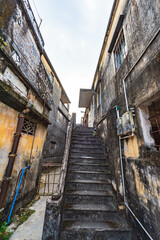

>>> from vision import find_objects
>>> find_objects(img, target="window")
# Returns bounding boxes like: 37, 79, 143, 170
51, 141, 56, 150
49, 73, 54, 84
22, 118, 36, 136
148, 99, 160, 150
97, 84, 101, 108
114, 31, 127, 70
12, 51, 21, 66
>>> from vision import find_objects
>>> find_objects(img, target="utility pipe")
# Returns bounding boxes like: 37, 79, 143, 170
0, 108, 30, 210
114, 106, 154, 240
7, 165, 30, 225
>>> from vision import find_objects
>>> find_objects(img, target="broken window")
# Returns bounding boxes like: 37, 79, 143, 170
114, 31, 127, 70
22, 118, 36, 136
148, 99, 160, 150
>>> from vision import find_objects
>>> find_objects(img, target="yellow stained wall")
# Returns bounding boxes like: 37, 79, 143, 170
0, 102, 18, 179
41, 55, 61, 90
124, 135, 139, 158
0, 102, 47, 194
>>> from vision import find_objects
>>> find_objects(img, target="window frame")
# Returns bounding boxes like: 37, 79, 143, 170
148, 100, 160, 150
113, 30, 127, 71
97, 83, 101, 108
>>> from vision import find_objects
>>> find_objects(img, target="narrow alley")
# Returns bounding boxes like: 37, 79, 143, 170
0, 0, 160, 240
59, 126, 133, 239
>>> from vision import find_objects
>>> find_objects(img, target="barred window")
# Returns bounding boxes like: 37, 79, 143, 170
114, 31, 127, 70
22, 118, 36, 136
148, 99, 160, 150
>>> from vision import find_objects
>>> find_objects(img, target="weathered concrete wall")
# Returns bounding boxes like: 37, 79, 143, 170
0, 102, 47, 218
41, 55, 69, 164
89, 0, 160, 238
0, 0, 52, 219
0, 0, 52, 106
42, 102, 69, 164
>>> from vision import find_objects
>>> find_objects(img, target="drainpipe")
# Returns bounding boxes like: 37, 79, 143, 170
114, 106, 154, 240
0, 108, 30, 210
123, 79, 129, 112
7, 165, 31, 225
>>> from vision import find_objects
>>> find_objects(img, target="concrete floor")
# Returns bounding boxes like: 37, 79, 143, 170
10, 197, 48, 240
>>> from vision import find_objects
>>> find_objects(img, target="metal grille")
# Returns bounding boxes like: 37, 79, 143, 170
114, 31, 127, 70
148, 99, 160, 150
22, 118, 36, 136
39, 164, 61, 196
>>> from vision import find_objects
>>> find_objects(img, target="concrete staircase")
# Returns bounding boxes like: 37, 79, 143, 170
60, 126, 132, 240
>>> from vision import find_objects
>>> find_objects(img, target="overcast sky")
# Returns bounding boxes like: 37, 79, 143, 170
29, 0, 114, 122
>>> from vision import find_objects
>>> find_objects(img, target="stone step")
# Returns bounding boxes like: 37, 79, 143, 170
71, 140, 100, 146
67, 170, 110, 181
74, 129, 93, 133
72, 135, 96, 139
71, 148, 104, 154
74, 129, 93, 132
64, 203, 117, 212
65, 191, 114, 204
71, 142, 101, 147
70, 152, 105, 158
73, 129, 94, 133
60, 221, 132, 240
63, 208, 124, 221
71, 144, 102, 149
66, 179, 112, 191
69, 157, 107, 165
72, 136, 97, 140
68, 162, 109, 171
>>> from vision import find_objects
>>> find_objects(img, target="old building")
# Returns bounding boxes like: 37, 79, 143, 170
41, 51, 70, 166
79, 0, 160, 239
0, 0, 70, 220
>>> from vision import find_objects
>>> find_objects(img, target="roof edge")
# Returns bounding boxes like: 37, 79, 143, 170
91, 0, 118, 89
43, 50, 71, 103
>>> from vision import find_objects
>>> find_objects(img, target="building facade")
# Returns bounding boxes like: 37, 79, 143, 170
41, 52, 70, 165
0, 0, 70, 220
79, 0, 160, 239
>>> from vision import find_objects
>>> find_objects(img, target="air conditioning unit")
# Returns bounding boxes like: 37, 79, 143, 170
116, 117, 123, 136
122, 111, 135, 135
116, 111, 135, 136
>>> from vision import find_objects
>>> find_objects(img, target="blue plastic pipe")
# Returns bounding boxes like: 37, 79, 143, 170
7, 165, 30, 225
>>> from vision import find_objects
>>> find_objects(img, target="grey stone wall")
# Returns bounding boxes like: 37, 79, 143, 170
42, 81, 69, 164
0, 0, 52, 105
92, 0, 160, 238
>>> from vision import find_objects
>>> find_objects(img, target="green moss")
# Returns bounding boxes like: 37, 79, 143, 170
0, 221, 13, 240
0, 231, 13, 240
18, 209, 35, 224
0, 80, 27, 106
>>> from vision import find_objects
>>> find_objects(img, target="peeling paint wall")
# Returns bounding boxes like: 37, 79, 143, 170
0, 0, 52, 219
0, 102, 18, 180
0, 102, 47, 214
87, 0, 160, 238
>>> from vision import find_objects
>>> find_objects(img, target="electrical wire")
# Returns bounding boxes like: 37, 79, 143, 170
31, 0, 42, 26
